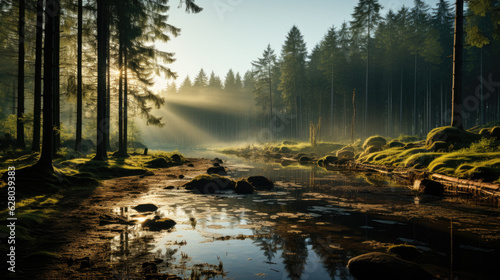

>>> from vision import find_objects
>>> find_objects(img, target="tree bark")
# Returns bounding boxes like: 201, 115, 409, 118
95, 0, 108, 160
123, 46, 129, 155
35, 0, 58, 172
451, 0, 464, 129
118, 40, 124, 154
17, 0, 26, 149
53, 12, 61, 155
32, 0, 43, 152
75, 0, 83, 152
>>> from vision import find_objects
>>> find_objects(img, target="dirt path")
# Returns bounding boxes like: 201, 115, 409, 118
34, 158, 213, 280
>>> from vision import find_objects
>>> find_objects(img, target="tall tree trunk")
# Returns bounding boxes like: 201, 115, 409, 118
106, 30, 111, 150
118, 40, 124, 154
53, 12, 61, 155
365, 26, 370, 136
413, 54, 417, 135
451, 0, 464, 129
75, 0, 83, 152
123, 47, 128, 155
95, 0, 108, 160
35, 0, 58, 172
17, 0, 26, 149
351, 89, 356, 144
32, 0, 43, 152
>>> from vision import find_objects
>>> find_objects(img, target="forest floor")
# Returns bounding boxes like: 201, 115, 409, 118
0, 155, 214, 280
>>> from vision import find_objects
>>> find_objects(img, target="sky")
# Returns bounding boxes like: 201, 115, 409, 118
155, 0, 438, 91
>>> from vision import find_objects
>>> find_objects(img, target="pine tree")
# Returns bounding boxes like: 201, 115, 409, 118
17, 0, 26, 149
224, 69, 237, 92
193, 68, 208, 88
208, 71, 223, 90
252, 44, 279, 117
350, 0, 382, 135
279, 26, 307, 138
32, 0, 43, 152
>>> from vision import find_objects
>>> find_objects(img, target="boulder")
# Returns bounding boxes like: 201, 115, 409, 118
413, 179, 444, 196
365, 145, 382, 154
171, 154, 182, 163
187, 163, 194, 167
323, 156, 338, 165
362, 136, 387, 150
347, 252, 436, 280
207, 166, 227, 175
133, 204, 159, 212
426, 126, 480, 150
387, 245, 421, 261
247, 176, 274, 190
317, 159, 324, 166
183, 174, 235, 194
235, 180, 254, 194
213, 162, 221, 167
279, 146, 291, 153
337, 150, 355, 160
142, 216, 176, 231
299, 156, 313, 163
388, 140, 405, 148
491, 126, 500, 140
427, 141, 448, 152
145, 158, 170, 168
213, 158, 223, 164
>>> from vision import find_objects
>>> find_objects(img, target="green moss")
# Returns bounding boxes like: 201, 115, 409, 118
403, 153, 444, 168
362, 136, 387, 150
426, 126, 481, 150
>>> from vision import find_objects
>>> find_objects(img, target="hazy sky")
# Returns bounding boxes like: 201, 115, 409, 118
156, 0, 439, 90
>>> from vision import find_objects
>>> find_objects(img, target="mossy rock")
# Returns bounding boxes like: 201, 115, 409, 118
404, 153, 443, 169
347, 252, 435, 280
479, 128, 491, 137
426, 126, 481, 150
388, 140, 405, 148
183, 174, 235, 194
324, 156, 338, 165
317, 159, 324, 166
145, 158, 170, 168
365, 145, 383, 154
426, 141, 448, 152
234, 180, 254, 194
337, 150, 355, 160
491, 127, 500, 139
299, 156, 313, 163
387, 244, 421, 261
278, 146, 291, 153
142, 217, 176, 231
363, 136, 387, 150
247, 176, 274, 190
170, 153, 183, 163
207, 166, 227, 175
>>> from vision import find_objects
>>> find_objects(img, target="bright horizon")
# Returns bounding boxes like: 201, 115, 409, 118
153, 0, 438, 91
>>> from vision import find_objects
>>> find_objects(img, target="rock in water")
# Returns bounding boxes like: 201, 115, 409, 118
387, 245, 421, 261
133, 203, 158, 212
235, 180, 254, 194
247, 176, 274, 190
142, 217, 176, 231
414, 179, 444, 197
347, 252, 436, 280
207, 166, 227, 175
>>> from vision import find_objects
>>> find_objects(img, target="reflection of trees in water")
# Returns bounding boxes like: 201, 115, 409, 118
280, 233, 308, 280
309, 233, 354, 280
252, 228, 280, 262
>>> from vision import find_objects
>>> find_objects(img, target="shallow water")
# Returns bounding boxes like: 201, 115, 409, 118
109, 152, 500, 280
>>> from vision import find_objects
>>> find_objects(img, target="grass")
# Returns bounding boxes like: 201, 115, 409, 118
359, 134, 500, 183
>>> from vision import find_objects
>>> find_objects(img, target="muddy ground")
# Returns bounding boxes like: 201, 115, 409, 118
30, 158, 214, 280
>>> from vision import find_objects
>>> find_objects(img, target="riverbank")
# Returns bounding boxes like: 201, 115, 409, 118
219, 125, 500, 202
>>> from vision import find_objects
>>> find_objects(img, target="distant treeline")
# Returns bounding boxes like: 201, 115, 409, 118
163, 0, 500, 143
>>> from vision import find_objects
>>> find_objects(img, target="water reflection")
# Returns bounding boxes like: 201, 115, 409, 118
109, 156, 500, 279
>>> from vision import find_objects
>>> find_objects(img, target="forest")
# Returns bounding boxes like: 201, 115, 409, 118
1, 0, 500, 279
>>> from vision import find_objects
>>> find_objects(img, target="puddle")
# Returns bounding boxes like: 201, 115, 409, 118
108, 154, 500, 279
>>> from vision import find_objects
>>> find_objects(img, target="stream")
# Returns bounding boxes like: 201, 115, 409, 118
107, 151, 500, 280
